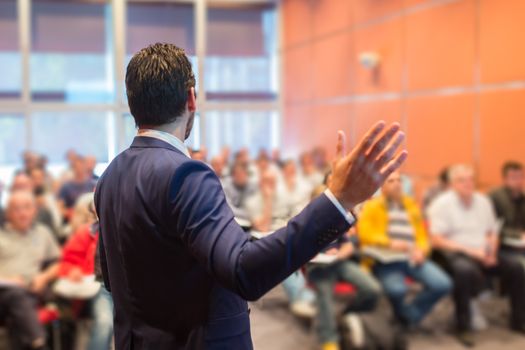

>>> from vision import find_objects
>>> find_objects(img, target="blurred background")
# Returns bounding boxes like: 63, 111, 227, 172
0, 0, 525, 350
0, 0, 280, 186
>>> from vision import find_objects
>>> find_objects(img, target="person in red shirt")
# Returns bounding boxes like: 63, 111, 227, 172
58, 195, 113, 350
59, 223, 98, 280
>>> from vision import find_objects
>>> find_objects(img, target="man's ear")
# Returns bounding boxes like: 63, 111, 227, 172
187, 87, 197, 113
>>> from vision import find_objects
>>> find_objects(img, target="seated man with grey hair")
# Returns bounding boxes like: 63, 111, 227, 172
428, 165, 525, 347
0, 190, 61, 350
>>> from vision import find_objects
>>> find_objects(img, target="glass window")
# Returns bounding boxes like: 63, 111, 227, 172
0, 114, 25, 165
0, 0, 21, 99
122, 113, 200, 152
205, 4, 278, 101
204, 110, 279, 157
30, 0, 114, 103
31, 111, 110, 163
126, 2, 198, 93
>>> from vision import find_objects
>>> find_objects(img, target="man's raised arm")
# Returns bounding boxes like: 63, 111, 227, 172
169, 121, 407, 301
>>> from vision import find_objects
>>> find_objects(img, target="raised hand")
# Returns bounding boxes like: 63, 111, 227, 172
329, 121, 408, 210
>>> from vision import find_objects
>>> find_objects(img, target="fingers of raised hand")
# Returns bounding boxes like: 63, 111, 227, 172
354, 120, 386, 157
380, 150, 409, 180
374, 131, 405, 169
365, 123, 401, 161
335, 130, 347, 161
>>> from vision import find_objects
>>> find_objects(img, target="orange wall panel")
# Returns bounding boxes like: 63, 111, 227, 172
478, 89, 525, 185
311, 103, 354, 158
479, 0, 525, 83
282, 0, 312, 47
313, 31, 354, 100
312, 0, 353, 38
282, 1, 525, 192
353, 99, 403, 147
405, 0, 476, 90
405, 94, 475, 177
353, 0, 403, 24
403, 0, 428, 7
284, 45, 314, 103
283, 105, 313, 155
353, 18, 403, 94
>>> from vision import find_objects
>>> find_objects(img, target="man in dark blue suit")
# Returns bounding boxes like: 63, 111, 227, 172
94, 43, 407, 349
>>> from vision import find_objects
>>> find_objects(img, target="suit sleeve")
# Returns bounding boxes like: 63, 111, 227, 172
168, 161, 351, 301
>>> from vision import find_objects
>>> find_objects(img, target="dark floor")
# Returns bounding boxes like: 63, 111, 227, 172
250, 287, 525, 350
1, 287, 524, 350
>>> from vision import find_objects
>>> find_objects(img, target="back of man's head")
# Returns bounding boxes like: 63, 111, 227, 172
126, 43, 195, 127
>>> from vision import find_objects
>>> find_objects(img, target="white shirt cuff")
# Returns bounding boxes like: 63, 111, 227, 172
324, 189, 356, 225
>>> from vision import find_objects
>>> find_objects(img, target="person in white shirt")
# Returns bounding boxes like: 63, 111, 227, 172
300, 152, 325, 190
246, 169, 317, 318
222, 162, 257, 226
428, 164, 525, 346
281, 159, 313, 217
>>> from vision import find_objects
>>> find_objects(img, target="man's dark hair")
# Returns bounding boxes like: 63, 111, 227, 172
126, 43, 195, 127
502, 161, 523, 177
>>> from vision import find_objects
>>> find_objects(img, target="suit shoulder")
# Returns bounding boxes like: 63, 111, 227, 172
168, 159, 221, 193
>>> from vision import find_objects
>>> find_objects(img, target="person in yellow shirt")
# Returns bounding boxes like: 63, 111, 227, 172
358, 172, 451, 329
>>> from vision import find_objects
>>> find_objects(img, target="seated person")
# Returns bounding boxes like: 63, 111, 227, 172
281, 159, 313, 215
10, 172, 57, 238
308, 185, 380, 350
210, 155, 227, 179
358, 172, 451, 330
58, 193, 113, 350
222, 162, 257, 225
428, 164, 525, 346
58, 156, 97, 223
246, 170, 316, 318
489, 161, 525, 332
299, 152, 324, 190
0, 190, 61, 350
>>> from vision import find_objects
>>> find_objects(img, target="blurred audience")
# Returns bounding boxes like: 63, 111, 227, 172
0, 190, 60, 350
423, 167, 450, 211
28, 167, 62, 235
489, 161, 525, 332
222, 162, 257, 224
210, 155, 227, 179
300, 152, 324, 190
58, 193, 114, 350
358, 172, 451, 330
1, 143, 524, 350
58, 155, 97, 223
428, 165, 525, 346
85, 155, 99, 181
246, 169, 316, 318
281, 160, 312, 216
10, 172, 58, 238
308, 184, 380, 350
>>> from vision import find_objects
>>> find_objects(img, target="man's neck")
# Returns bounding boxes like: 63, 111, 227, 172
140, 120, 186, 142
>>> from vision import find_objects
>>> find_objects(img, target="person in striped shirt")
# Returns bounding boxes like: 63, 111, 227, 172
358, 171, 451, 329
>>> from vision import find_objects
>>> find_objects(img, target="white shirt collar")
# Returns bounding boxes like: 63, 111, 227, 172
137, 129, 190, 158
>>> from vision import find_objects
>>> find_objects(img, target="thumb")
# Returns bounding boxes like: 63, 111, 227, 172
334, 130, 347, 162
